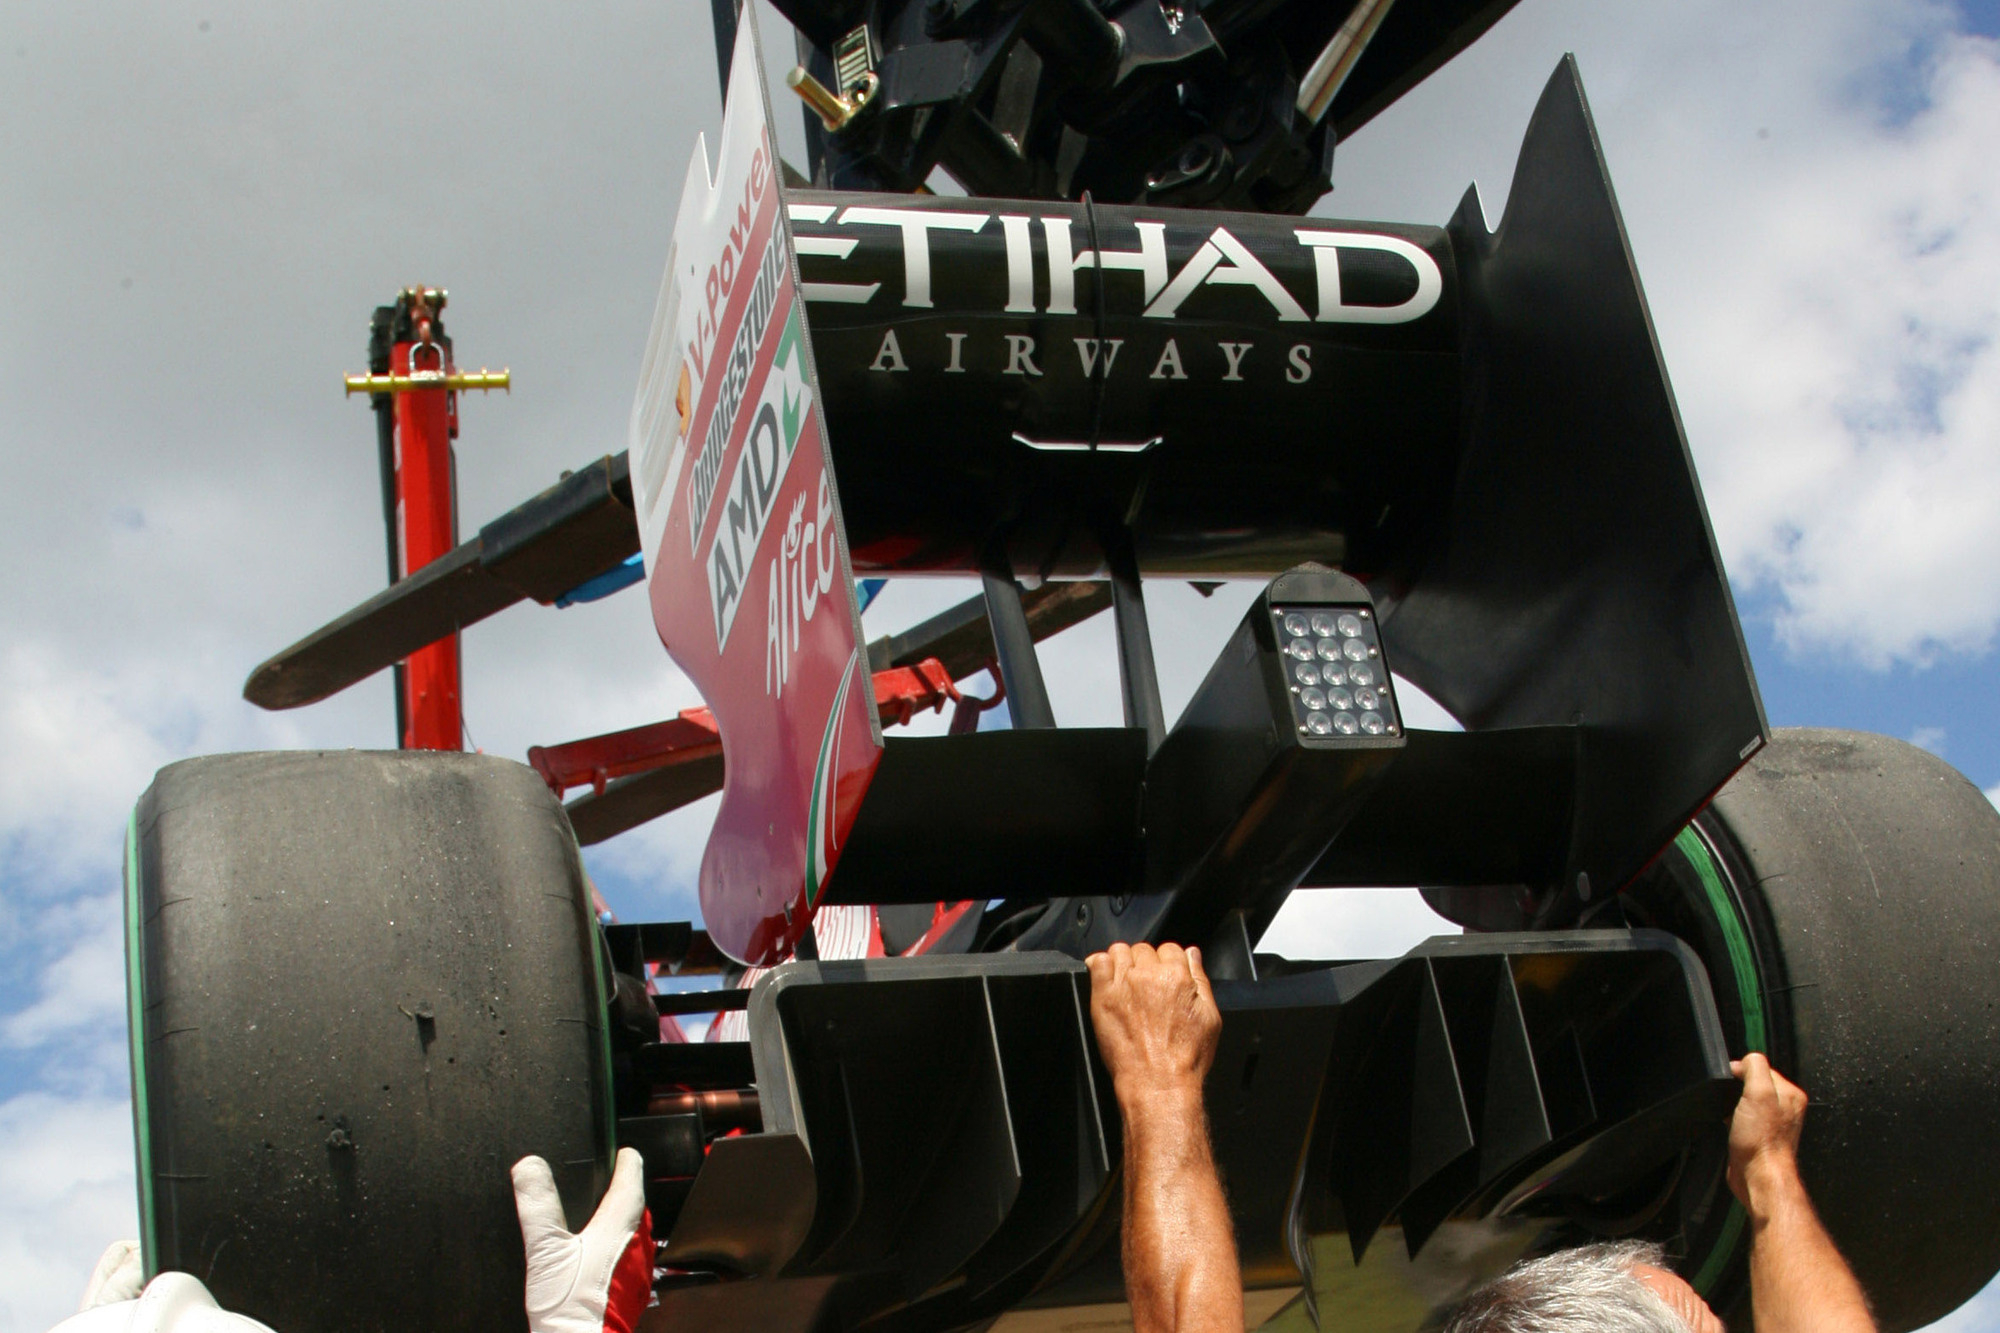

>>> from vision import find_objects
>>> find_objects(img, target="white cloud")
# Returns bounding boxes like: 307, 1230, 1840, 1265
1912, 725, 1950, 755
1260, 888, 1459, 962
1683, 33, 2000, 666
1331, 0, 2000, 669
0, 909, 126, 1066
0, 1092, 137, 1333
0, 651, 161, 885
1391, 677, 1463, 733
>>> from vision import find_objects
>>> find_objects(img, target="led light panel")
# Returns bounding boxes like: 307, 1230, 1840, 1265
1271, 604, 1399, 739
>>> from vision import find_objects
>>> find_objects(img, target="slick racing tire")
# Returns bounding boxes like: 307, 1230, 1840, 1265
125, 751, 614, 1333
1635, 729, 2000, 1332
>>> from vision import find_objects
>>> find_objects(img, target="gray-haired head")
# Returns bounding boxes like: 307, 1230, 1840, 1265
1441, 1241, 1691, 1333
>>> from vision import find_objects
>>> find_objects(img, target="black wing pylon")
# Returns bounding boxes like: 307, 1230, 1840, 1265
244, 455, 641, 710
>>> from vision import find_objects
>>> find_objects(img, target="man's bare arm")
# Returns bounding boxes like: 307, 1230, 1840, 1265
1729, 1052, 1874, 1333
1087, 942, 1244, 1333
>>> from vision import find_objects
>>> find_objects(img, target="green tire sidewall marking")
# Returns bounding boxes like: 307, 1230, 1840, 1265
1675, 823, 1766, 1295
123, 809, 159, 1276
584, 896, 618, 1194
1678, 825, 1766, 1051
1694, 1200, 1748, 1298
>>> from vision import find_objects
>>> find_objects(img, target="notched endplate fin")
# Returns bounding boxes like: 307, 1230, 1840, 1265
1380, 55, 1767, 900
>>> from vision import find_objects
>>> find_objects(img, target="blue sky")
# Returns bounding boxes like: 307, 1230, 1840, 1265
1, 0, 1997, 1328
1746, 608, 2000, 789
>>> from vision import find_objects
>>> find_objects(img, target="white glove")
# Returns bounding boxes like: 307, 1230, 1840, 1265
79, 1241, 144, 1310
52, 1269, 278, 1333
512, 1147, 654, 1333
